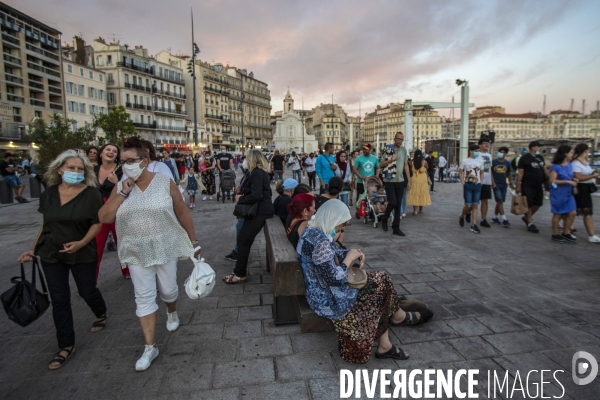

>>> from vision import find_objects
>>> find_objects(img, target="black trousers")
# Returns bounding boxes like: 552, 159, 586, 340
438, 167, 445, 182
42, 260, 107, 349
356, 183, 365, 197
383, 182, 405, 229
307, 171, 316, 189
234, 216, 268, 277
428, 170, 435, 191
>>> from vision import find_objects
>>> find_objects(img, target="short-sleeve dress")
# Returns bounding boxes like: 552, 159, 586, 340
549, 164, 576, 215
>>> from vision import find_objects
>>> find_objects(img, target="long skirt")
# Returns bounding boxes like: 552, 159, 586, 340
202, 170, 215, 195
332, 270, 400, 364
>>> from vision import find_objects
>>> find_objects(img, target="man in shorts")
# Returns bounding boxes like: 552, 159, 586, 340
0, 153, 28, 203
516, 140, 547, 233
491, 147, 513, 227
459, 144, 484, 234
475, 137, 495, 228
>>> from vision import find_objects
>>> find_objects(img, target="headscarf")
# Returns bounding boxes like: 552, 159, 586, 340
335, 151, 348, 180
308, 199, 351, 242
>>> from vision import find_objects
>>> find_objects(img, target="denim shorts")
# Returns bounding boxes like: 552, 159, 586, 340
463, 182, 482, 205
2, 175, 22, 188
493, 185, 508, 203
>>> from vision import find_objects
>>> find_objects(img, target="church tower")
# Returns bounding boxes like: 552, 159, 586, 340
283, 88, 294, 113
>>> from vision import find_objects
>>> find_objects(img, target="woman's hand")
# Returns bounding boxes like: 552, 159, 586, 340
569, 180, 578, 187
18, 250, 35, 263
235, 194, 243, 202
107, 171, 119, 184
121, 178, 135, 194
193, 247, 202, 259
343, 249, 362, 266
59, 241, 84, 254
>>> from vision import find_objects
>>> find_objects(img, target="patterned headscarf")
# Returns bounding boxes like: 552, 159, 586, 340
308, 199, 351, 242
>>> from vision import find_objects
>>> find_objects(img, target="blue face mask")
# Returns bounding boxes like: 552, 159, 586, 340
330, 229, 337, 238
497, 152, 504, 158
535, 151, 540, 155
61, 170, 84, 185
473, 152, 480, 158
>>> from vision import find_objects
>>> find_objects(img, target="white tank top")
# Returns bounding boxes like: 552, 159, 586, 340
116, 174, 193, 267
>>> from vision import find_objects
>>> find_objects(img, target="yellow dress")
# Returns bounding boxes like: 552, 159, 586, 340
407, 166, 432, 206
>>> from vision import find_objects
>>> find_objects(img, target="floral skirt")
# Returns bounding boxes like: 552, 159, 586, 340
332, 270, 400, 364
202, 171, 215, 195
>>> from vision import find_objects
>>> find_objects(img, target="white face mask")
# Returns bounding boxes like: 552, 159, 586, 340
123, 160, 145, 181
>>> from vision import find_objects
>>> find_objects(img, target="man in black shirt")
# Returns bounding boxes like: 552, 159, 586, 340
427, 151, 436, 192
0, 153, 28, 203
270, 150, 285, 183
217, 145, 234, 173
516, 140, 547, 233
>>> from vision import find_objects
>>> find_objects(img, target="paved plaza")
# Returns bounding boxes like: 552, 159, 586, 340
1, 172, 600, 399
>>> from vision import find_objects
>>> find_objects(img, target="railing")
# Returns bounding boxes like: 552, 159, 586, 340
154, 89, 186, 99
204, 75, 220, 83
154, 107, 187, 115
245, 97, 271, 108
223, 118, 231, 123
205, 114, 223, 120
158, 72, 185, 84
222, 128, 232, 134
125, 82, 152, 93
204, 85, 221, 94
107, 79, 115, 85
48, 85, 62, 94
27, 62, 61, 77
30, 98, 45, 107
245, 88, 271, 100
2, 32, 19, 45
3, 53, 21, 65
126, 102, 133, 108
0, 128, 21, 139
5, 74, 23, 85
49, 102, 63, 110
156, 125, 187, 131
7, 94, 24, 103
117, 62, 154, 75
29, 80, 43, 89
25, 43, 60, 61
133, 122, 156, 129
132, 104, 146, 110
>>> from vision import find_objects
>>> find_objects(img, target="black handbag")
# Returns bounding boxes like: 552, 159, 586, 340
1, 258, 50, 327
233, 202, 259, 220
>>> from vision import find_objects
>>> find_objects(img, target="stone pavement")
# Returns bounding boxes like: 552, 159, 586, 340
1, 172, 600, 399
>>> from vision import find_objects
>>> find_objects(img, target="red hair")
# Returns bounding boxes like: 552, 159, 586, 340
288, 193, 314, 219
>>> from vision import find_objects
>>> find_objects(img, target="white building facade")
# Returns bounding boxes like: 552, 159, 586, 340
273, 90, 318, 153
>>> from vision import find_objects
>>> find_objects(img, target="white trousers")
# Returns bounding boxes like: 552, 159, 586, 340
128, 259, 178, 317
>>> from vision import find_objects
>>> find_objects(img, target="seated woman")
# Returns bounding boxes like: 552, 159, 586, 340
296, 200, 420, 364
286, 193, 316, 249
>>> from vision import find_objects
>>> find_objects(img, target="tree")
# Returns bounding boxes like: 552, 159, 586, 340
26, 114, 96, 176
93, 106, 136, 147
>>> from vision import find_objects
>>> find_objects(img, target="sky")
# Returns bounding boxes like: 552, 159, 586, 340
13, 0, 600, 118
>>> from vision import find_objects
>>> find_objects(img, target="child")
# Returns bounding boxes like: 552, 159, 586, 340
371, 185, 387, 214
459, 144, 485, 233
180, 167, 204, 209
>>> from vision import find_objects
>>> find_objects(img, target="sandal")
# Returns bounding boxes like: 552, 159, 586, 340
48, 346, 75, 370
391, 311, 421, 326
91, 315, 107, 332
222, 273, 247, 284
375, 345, 409, 360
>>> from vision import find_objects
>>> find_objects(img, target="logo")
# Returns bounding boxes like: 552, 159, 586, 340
572, 351, 598, 385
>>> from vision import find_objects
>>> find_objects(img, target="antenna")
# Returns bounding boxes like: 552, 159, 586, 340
582, 99, 586, 115
570, 99, 574, 112
106, 33, 122, 44
542, 95, 546, 116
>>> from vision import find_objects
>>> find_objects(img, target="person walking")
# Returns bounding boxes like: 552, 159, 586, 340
491, 147, 513, 227
18, 149, 107, 370
516, 141, 547, 233
459, 144, 485, 234
179, 166, 204, 209
98, 137, 201, 371
352, 143, 380, 198
378, 132, 412, 235
426, 151, 436, 193
438, 153, 447, 182
1, 153, 29, 203
548, 145, 578, 243
476, 137, 495, 228
94, 143, 129, 279
201, 151, 216, 201
288, 151, 302, 183
223, 150, 274, 284
334, 150, 352, 207
304, 153, 317, 190
316, 142, 337, 194
406, 150, 431, 215
571, 143, 600, 243
270, 150, 285, 183
161, 150, 179, 183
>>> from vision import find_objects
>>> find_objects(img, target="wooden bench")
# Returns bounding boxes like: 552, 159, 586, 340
264, 217, 333, 332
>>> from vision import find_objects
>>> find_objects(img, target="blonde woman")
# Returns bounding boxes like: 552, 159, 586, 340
18, 149, 107, 370
223, 150, 274, 284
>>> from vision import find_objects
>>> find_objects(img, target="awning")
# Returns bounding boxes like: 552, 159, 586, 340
162, 144, 191, 151
210, 132, 223, 137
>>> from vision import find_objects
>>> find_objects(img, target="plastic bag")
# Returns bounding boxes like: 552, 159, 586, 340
184, 257, 215, 299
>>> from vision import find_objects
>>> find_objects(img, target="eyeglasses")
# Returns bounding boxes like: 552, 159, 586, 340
119, 158, 142, 165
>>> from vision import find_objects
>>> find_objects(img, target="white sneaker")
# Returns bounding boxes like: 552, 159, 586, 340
135, 344, 159, 371
202, 196, 207, 201
209, 196, 213, 200
401, 213, 406, 218
166, 311, 180, 331
588, 235, 600, 243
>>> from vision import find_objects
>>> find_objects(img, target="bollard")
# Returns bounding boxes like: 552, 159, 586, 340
0, 179, 14, 204
29, 176, 41, 198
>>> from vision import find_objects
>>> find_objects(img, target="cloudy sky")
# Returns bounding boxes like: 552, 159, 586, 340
14, 0, 600, 118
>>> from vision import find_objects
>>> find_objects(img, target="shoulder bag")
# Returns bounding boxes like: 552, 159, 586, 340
1, 257, 50, 327
233, 171, 259, 219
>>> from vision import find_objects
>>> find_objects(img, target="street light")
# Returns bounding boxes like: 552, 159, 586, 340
189, 10, 200, 147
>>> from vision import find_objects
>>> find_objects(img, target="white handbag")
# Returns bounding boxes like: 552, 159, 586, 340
184, 257, 216, 299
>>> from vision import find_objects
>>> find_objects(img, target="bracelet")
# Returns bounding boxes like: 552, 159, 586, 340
191, 240, 199, 245
117, 189, 128, 198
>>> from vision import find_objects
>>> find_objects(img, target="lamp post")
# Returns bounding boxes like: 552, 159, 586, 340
187, 10, 200, 147
456, 79, 469, 161
238, 93, 245, 153
301, 113, 305, 154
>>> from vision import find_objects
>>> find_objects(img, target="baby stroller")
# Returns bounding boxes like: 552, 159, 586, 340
362, 176, 393, 228
217, 170, 236, 203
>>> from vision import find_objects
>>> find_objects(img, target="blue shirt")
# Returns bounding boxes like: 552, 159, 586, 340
315, 153, 335, 184
296, 227, 358, 320
492, 159, 511, 187
163, 159, 177, 180
354, 154, 380, 183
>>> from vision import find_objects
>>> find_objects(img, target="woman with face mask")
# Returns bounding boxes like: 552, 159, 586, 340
18, 150, 107, 370
98, 137, 201, 371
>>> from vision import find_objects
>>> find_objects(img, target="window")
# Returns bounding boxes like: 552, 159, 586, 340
99, 74, 103, 82
68, 101, 78, 113
79, 103, 86, 114
80, 68, 84, 76
35, 111, 41, 118
89, 71, 93, 79
107, 55, 112, 65
96, 56, 103, 66
88, 87, 94, 98
124, 74, 129, 84
67, 64, 73, 73
66, 82, 74, 94
108, 93, 115, 104
78, 84, 84, 96
72, 120, 78, 131
126, 94, 130, 103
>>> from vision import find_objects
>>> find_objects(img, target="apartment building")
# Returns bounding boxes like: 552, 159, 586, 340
92, 39, 187, 151
62, 37, 107, 132
305, 103, 349, 150
0, 2, 63, 152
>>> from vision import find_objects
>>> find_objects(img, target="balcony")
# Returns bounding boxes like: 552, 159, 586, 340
205, 114, 223, 120
1, 31, 19, 46
25, 43, 60, 63
133, 122, 156, 129
29, 80, 44, 90
49, 102, 63, 110
156, 125, 187, 132
204, 85, 221, 94
3, 53, 21, 67
204, 75, 220, 83
157, 72, 184, 85
117, 62, 155, 76
30, 98, 45, 107
126, 102, 133, 108
5, 73, 23, 85
154, 89, 186, 100
132, 103, 146, 110
107, 79, 115, 85
154, 107, 187, 115
7, 94, 24, 103
27, 62, 61, 77
48, 84, 62, 95
125, 82, 152, 93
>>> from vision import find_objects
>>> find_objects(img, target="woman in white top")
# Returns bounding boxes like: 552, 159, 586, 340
120, 139, 175, 182
571, 143, 600, 243
99, 137, 201, 371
